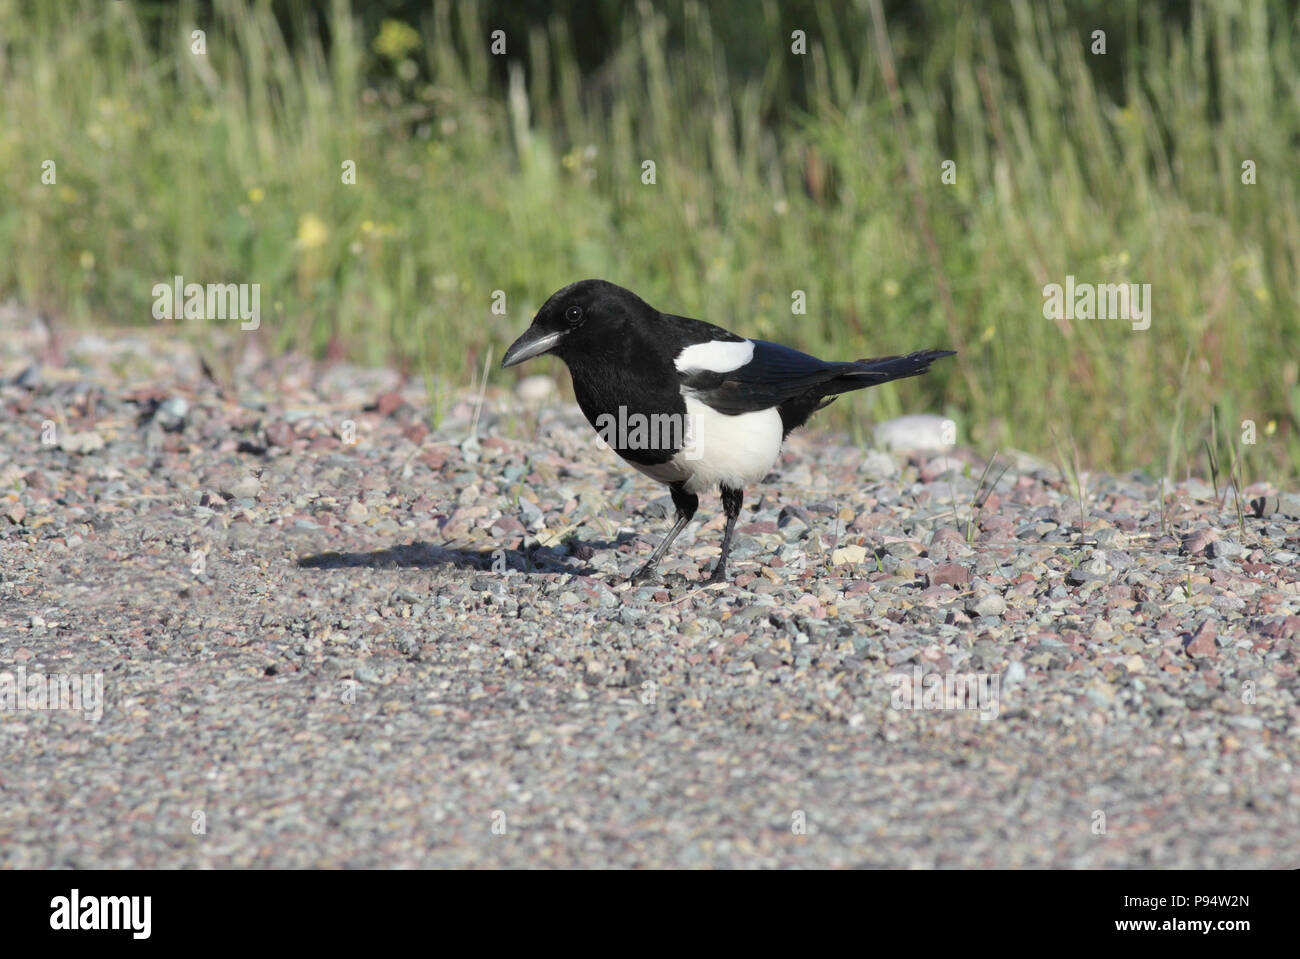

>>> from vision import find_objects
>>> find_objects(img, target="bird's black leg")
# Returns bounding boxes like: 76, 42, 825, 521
631, 482, 698, 582
707, 485, 744, 583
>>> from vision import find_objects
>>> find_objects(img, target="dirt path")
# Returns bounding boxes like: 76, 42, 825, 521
2, 313, 1297, 867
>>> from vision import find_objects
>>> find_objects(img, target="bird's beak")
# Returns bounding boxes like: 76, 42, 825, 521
501, 327, 564, 369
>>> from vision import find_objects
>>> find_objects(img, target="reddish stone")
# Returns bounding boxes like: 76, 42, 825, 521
265, 420, 294, 447
1184, 619, 1218, 656
374, 392, 404, 417
929, 528, 966, 551
851, 512, 887, 531
1261, 615, 1300, 638
927, 563, 970, 587
1181, 528, 1218, 555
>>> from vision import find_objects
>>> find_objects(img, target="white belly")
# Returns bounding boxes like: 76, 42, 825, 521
628, 397, 784, 494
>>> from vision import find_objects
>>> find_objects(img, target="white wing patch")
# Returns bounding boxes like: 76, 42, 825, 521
673, 339, 754, 374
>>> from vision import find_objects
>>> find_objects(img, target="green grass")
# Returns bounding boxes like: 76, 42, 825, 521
2, 0, 1298, 484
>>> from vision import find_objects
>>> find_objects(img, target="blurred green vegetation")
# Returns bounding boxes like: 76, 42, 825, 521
2, 0, 1298, 483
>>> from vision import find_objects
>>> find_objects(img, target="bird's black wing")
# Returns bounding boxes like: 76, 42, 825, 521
657, 313, 748, 345
681, 340, 954, 415
678, 339, 853, 414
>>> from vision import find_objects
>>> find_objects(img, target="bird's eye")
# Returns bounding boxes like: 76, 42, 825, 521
564, 305, 583, 325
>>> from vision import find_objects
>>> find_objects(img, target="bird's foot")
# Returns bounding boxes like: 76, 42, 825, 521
629, 563, 659, 585
705, 565, 728, 585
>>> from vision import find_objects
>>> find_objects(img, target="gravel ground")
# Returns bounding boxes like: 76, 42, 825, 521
2, 308, 1298, 868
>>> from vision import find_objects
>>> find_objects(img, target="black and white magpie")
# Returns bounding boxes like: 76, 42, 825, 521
501, 279, 955, 583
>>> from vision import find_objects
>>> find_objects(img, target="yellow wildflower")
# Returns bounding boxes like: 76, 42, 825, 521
297, 213, 329, 250
374, 20, 420, 61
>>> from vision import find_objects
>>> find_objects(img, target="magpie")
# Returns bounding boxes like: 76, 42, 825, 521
501, 279, 955, 583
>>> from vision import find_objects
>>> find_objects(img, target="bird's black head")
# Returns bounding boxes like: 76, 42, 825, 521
500, 279, 653, 369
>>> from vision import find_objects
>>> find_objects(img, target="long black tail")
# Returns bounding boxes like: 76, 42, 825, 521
818, 349, 956, 399
852, 349, 956, 380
